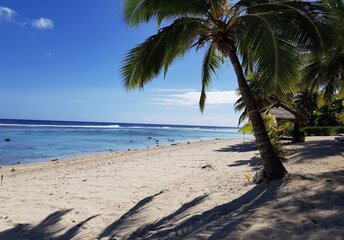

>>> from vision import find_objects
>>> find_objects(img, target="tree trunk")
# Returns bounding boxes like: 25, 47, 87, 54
293, 123, 300, 142
227, 49, 287, 183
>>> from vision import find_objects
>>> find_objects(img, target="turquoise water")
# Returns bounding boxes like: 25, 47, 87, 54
0, 119, 242, 166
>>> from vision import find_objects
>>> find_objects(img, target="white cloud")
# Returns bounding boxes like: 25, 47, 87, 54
152, 88, 198, 93
32, 17, 54, 29
149, 90, 239, 107
0, 6, 54, 30
0, 6, 16, 21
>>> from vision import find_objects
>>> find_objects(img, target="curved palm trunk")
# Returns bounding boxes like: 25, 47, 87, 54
228, 49, 287, 183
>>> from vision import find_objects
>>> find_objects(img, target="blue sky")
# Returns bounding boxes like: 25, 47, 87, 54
0, 0, 241, 126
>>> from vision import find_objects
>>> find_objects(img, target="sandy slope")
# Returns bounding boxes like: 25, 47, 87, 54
0, 136, 343, 239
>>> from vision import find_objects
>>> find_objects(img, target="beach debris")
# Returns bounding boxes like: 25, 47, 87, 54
187, 142, 190, 144
1, 175, 3, 187
171, 143, 177, 146
10, 168, 15, 172
51, 159, 58, 162
82, 179, 87, 182
4, 138, 11, 142
201, 164, 213, 170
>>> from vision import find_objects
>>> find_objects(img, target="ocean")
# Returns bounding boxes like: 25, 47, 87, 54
0, 119, 243, 166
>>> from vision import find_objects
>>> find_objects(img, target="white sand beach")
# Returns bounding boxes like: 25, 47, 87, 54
0, 136, 343, 239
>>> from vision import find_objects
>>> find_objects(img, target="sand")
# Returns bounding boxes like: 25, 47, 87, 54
0, 136, 343, 239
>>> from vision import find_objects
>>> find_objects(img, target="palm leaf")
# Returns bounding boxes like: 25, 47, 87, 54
121, 17, 203, 89
199, 44, 223, 112
235, 11, 302, 95
123, 0, 209, 26
239, 1, 333, 51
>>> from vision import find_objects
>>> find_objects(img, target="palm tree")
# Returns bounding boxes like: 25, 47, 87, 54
121, 0, 331, 183
234, 75, 279, 125
294, 90, 319, 126
304, 0, 343, 102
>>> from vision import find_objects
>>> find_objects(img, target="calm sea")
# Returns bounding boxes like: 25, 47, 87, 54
0, 119, 242, 166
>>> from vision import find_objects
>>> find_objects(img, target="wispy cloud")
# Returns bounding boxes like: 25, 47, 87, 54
70, 99, 86, 103
149, 89, 238, 107
151, 88, 198, 93
0, 6, 17, 22
32, 17, 54, 29
0, 6, 53, 30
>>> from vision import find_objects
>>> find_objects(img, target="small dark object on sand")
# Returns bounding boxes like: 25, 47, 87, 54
171, 143, 178, 146
1, 175, 3, 187
11, 168, 15, 172
51, 159, 58, 162
4, 139, 10, 142
201, 164, 212, 170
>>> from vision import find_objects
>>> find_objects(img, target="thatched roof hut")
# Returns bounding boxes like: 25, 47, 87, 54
266, 102, 307, 142
268, 102, 307, 123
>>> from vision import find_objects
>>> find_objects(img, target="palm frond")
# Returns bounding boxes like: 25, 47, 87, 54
123, 0, 209, 26
121, 17, 203, 89
235, 11, 302, 95
238, 1, 333, 51
199, 44, 223, 112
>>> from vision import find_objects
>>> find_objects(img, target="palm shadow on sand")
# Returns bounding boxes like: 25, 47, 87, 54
215, 141, 257, 153
215, 142, 261, 170
0, 209, 99, 240
98, 193, 208, 239
110, 170, 343, 239
287, 138, 344, 163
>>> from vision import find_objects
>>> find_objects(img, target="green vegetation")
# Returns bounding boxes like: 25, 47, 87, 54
303, 126, 344, 136
121, 0, 334, 183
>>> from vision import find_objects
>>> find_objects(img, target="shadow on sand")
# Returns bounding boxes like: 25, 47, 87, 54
0, 209, 99, 240
1, 171, 342, 239
97, 190, 165, 239
101, 170, 343, 239
288, 139, 344, 163
215, 142, 261, 170
214, 141, 257, 153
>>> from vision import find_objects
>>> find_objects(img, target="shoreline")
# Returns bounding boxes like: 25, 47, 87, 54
0, 136, 343, 239
0, 135, 248, 168
0, 137, 249, 170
